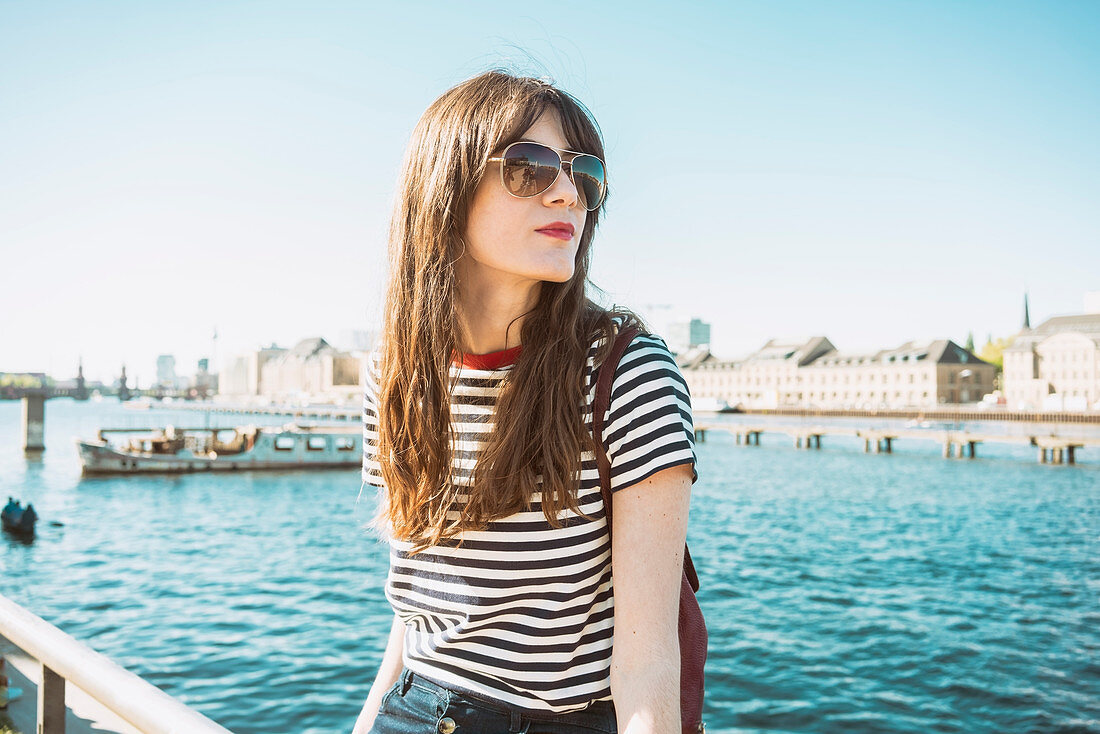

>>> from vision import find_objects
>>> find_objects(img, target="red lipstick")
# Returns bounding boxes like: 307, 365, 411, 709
535, 221, 575, 240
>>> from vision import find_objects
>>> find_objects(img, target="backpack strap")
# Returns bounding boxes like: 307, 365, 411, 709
592, 323, 701, 593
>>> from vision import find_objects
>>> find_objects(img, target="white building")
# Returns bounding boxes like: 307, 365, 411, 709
220, 344, 288, 399
1003, 313, 1100, 411
683, 336, 995, 410
259, 337, 361, 404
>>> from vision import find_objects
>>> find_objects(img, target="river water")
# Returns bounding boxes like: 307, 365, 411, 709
1, 398, 1098, 733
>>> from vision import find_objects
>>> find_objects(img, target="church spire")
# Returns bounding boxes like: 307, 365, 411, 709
1023, 292, 1031, 330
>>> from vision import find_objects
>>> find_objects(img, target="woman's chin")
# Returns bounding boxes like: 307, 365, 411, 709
539, 268, 576, 284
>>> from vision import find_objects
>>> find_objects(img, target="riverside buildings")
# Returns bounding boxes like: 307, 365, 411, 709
1002, 299, 1100, 411
680, 336, 996, 410
220, 337, 361, 405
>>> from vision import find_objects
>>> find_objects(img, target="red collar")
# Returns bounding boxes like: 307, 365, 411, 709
452, 344, 523, 370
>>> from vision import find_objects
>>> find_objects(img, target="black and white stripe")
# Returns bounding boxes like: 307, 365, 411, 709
360, 318, 697, 712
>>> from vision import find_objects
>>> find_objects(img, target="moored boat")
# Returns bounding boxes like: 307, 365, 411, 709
74, 422, 362, 475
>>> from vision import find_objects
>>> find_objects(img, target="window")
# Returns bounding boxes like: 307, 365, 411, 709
307, 437, 327, 451
274, 436, 295, 451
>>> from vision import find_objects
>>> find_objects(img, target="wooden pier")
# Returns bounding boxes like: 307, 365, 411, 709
694, 423, 1098, 465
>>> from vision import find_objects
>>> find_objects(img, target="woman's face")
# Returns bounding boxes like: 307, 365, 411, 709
459, 110, 587, 291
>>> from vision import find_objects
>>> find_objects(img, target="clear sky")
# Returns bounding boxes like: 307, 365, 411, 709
2, 1, 1098, 385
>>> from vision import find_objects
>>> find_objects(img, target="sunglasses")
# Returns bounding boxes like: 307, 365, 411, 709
487, 141, 607, 212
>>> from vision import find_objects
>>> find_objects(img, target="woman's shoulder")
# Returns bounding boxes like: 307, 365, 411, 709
597, 313, 674, 359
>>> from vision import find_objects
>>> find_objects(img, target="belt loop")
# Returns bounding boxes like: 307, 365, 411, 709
507, 709, 529, 734
399, 668, 413, 695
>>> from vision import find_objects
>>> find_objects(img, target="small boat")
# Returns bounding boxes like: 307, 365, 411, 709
2, 498, 38, 536
74, 422, 362, 475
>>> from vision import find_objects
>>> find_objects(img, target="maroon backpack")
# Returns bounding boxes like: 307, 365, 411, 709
592, 324, 708, 733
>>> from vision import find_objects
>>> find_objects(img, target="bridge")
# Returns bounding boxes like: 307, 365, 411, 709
695, 422, 1100, 466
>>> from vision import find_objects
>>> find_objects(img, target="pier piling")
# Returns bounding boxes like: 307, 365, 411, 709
697, 422, 1093, 467
22, 391, 46, 453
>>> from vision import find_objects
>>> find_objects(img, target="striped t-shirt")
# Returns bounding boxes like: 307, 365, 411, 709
360, 319, 697, 712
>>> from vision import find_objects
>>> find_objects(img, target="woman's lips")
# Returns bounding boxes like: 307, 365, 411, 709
535, 222, 575, 240
537, 229, 574, 240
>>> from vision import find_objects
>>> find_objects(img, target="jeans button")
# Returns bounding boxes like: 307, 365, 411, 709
437, 716, 456, 734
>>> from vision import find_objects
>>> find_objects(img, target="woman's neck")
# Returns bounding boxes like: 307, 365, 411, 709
454, 271, 541, 354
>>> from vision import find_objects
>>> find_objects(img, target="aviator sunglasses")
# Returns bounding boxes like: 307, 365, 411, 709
488, 141, 607, 212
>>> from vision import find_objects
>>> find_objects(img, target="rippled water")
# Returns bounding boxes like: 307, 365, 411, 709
2, 399, 1098, 733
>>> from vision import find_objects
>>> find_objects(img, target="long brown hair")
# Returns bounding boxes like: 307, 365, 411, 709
373, 70, 647, 553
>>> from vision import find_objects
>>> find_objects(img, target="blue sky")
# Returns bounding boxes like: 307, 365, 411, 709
2, 1, 1097, 385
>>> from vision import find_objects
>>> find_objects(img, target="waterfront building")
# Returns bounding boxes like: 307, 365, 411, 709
221, 338, 360, 405
682, 336, 995, 409
156, 355, 177, 389
221, 344, 288, 399
667, 318, 712, 354
1002, 309, 1100, 411
192, 358, 218, 397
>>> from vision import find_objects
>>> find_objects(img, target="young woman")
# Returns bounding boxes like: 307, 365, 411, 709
353, 70, 698, 734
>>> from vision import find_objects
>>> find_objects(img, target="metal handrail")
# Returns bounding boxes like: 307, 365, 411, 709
0, 592, 233, 734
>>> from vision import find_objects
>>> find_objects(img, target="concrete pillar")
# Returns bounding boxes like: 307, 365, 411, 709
735, 433, 741, 445
1054, 448, 1063, 465
943, 441, 952, 458
795, 436, 803, 449
22, 392, 46, 452
884, 437, 893, 454
968, 441, 977, 459
873, 439, 881, 454
1039, 447, 1047, 464
815, 435, 822, 449
1067, 446, 1076, 465
864, 438, 871, 453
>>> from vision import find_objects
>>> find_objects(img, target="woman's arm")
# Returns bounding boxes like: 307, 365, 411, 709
351, 613, 407, 734
609, 462, 693, 734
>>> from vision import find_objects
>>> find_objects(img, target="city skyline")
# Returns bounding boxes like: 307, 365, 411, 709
3, 2, 1098, 385
12, 291, 1085, 388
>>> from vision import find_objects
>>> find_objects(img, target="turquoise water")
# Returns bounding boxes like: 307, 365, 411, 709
1, 399, 1098, 733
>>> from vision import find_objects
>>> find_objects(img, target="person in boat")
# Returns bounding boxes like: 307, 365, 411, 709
353, 70, 698, 734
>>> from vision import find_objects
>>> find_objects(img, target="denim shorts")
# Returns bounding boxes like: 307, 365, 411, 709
369, 667, 617, 734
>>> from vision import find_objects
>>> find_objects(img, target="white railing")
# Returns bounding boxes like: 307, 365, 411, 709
0, 592, 233, 734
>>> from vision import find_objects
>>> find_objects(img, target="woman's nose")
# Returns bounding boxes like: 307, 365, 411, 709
542, 162, 579, 208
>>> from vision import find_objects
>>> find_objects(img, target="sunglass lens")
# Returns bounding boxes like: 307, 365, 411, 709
570, 154, 606, 211
501, 142, 560, 197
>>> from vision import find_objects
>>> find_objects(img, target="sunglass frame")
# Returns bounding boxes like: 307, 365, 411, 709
487, 141, 607, 212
